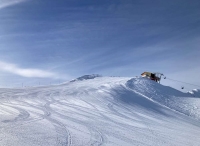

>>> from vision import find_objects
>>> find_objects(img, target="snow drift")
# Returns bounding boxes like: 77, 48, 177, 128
188, 89, 200, 97
0, 76, 200, 146
126, 77, 200, 120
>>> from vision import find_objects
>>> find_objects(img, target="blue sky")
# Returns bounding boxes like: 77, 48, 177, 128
0, 0, 200, 90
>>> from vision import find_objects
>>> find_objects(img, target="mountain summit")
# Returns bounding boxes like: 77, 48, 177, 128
70, 74, 102, 82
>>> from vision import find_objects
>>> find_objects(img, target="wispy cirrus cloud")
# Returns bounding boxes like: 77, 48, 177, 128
0, 61, 56, 78
0, 0, 26, 10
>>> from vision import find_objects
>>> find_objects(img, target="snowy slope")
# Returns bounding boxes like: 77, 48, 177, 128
126, 78, 200, 120
0, 76, 200, 146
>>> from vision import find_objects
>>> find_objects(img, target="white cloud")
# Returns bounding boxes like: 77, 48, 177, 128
0, 61, 56, 78
0, 0, 26, 10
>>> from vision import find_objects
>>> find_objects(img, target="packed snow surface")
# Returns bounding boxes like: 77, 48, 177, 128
0, 76, 200, 146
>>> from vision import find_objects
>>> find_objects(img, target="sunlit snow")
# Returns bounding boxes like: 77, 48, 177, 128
0, 76, 200, 146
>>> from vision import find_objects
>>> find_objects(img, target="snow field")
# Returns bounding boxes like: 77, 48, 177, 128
0, 76, 200, 146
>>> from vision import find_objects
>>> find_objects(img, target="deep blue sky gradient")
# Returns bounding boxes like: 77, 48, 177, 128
0, 0, 200, 90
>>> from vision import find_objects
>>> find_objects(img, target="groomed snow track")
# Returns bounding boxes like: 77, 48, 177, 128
0, 76, 200, 146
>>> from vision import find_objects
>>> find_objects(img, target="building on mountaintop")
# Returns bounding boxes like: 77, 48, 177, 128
141, 72, 164, 83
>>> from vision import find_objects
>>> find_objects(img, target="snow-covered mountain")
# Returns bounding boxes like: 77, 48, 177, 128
70, 74, 102, 82
0, 76, 200, 146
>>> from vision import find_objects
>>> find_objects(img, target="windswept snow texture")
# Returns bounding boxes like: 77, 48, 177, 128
0, 76, 200, 146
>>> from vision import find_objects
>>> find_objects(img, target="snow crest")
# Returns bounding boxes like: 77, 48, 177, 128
126, 77, 200, 120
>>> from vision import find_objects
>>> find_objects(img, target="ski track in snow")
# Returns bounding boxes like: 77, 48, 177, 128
0, 76, 200, 146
